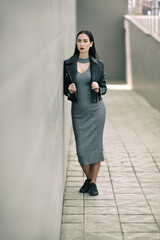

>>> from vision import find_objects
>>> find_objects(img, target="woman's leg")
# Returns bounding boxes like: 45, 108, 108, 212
80, 164, 92, 179
79, 164, 92, 193
79, 162, 100, 195
80, 162, 101, 182
90, 162, 101, 183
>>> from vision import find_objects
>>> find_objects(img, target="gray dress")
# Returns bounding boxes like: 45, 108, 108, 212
71, 60, 106, 166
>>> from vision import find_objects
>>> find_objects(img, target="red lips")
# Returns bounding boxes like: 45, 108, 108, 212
80, 48, 84, 50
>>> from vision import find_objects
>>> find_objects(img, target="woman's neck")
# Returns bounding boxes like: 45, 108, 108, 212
79, 53, 89, 59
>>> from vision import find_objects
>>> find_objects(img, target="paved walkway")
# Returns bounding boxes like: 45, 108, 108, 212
60, 88, 160, 240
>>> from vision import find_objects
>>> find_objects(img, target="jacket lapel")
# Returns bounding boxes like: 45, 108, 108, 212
65, 55, 78, 83
90, 56, 100, 83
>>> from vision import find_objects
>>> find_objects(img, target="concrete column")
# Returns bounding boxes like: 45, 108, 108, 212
77, 0, 128, 81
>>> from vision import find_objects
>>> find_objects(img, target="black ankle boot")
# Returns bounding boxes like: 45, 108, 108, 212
79, 179, 91, 193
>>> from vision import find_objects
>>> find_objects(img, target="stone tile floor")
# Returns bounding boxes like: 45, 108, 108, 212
60, 88, 160, 240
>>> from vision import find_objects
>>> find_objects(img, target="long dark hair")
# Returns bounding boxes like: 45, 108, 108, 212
73, 30, 99, 59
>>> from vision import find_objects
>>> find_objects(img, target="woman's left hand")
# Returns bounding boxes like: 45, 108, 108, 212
91, 81, 99, 93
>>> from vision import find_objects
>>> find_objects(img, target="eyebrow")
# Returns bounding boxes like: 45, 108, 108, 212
77, 38, 88, 40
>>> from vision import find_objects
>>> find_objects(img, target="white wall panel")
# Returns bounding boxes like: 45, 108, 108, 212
0, 1, 76, 239
124, 17, 160, 111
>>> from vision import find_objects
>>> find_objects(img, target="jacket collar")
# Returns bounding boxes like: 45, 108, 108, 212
66, 54, 99, 65
65, 54, 100, 83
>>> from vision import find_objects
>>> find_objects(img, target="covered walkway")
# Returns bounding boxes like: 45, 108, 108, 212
60, 87, 160, 240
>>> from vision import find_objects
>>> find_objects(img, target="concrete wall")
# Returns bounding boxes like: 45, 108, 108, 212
124, 16, 160, 111
77, 0, 128, 81
0, 1, 76, 239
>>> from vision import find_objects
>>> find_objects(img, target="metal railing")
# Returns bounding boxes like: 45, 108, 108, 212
128, 0, 160, 37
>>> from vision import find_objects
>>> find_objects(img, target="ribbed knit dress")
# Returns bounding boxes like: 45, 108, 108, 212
71, 57, 106, 166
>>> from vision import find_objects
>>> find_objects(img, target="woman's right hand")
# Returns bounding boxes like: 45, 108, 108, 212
68, 83, 77, 94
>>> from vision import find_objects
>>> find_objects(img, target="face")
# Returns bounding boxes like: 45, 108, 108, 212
76, 33, 93, 54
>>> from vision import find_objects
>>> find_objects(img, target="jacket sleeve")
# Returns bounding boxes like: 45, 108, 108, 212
99, 61, 107, 95
63, 61, 69, 96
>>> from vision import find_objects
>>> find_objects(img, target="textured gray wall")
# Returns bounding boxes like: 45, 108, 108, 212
124, 18, 160, 111
77, 0, 128, 81
0, 1, 76, 239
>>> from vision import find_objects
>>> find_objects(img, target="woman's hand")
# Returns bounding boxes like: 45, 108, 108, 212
68, 83, 77, 94
91, 81, 99, 93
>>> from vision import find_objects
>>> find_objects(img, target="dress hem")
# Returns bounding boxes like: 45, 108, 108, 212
78, 158, 105, 166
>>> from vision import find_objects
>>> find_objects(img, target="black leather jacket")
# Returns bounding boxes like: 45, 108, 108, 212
63, 54, 107, 103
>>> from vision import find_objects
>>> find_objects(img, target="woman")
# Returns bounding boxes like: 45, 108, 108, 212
63, 30, 107, 196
